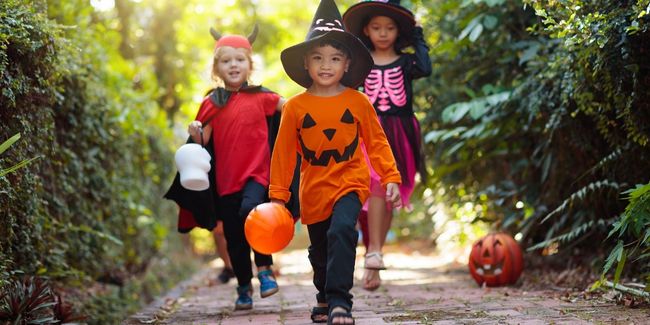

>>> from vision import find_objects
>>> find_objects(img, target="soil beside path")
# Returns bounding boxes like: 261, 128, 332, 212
124, 247, 650, 324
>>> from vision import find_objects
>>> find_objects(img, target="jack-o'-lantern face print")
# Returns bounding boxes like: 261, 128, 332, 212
298, 108, 358, 166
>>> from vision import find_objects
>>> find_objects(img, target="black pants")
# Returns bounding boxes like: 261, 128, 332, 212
219, 179, 273, 286
307, 192, 361, 312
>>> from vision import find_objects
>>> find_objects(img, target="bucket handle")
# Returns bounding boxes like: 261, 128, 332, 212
198, 115, 215, 148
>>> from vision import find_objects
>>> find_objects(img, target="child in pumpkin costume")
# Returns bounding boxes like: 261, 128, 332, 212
342, 0, 432, 291
269, 0, 401, 323
165, 25, 298, 311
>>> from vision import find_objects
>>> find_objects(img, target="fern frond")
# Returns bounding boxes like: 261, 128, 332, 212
576, 145, 628, 182
541, 180, 621, 224
527, 219, 607, 251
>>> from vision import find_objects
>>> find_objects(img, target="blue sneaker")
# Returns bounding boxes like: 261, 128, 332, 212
235, 284, 253, 310
257, 269, 279, 298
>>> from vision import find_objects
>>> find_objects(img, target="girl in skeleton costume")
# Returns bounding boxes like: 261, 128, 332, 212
170, 25, 289, 311
343, 0, 432, 291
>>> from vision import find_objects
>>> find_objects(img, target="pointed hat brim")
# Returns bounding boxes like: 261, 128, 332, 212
281, 31, 373, 89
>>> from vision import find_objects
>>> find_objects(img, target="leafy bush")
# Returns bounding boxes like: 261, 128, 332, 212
418, 0, 650, 285
1, 0, 196, 322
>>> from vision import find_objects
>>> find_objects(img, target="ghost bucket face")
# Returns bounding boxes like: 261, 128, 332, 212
175, 143, 211, 191
468, 233, 524, 287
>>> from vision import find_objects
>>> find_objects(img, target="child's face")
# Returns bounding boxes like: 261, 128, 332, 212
363, 16, 399, 51
215, 46, 252, 89
304, 44, 350, 89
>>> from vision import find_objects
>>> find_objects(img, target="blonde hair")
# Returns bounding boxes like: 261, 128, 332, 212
211, 46, 254, 86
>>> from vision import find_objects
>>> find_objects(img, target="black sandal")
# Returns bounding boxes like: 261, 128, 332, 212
327, 306, 354, 325
310, 306, 328, 323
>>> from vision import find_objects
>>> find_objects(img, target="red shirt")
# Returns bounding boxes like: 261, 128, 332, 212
196, 90, 280, 196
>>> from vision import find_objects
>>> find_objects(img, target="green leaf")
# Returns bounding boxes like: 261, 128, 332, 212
603, 240, 624, 275
613, 247, 627, 284
442, 102, 472, 123
469, 23, 484, 42
519, 43, 540, 65
0, 133, 21, 154
458, 16, 481, 40
482, 15, 498, 30
0, 156, 40, 178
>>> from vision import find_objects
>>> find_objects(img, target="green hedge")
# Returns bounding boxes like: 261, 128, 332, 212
1, 0, 195, 322
418, 0, 650, 283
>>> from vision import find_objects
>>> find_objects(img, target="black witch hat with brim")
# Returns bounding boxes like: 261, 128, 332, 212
281, 0, 373, 89
342, 0, 415, 50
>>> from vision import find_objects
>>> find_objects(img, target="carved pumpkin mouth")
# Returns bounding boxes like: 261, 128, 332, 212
299, 127, 359, 166
472, 260, 504, 276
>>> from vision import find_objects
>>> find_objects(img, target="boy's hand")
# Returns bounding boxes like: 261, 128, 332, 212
386, 183, 402, 208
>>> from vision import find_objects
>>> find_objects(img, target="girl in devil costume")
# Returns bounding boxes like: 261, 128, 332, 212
342, 0, 432, 291
166, 25, 292, 311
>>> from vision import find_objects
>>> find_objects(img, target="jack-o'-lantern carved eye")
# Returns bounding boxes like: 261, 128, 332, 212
340, 109, 354, 124
303, 113, 316, 129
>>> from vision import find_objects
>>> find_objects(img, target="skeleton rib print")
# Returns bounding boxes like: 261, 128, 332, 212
364, 66, 407, 112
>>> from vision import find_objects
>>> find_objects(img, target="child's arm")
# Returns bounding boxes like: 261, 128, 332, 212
410, 25, 432, 79
269, 105, 298, 204
276, 97, 287, 112
359, 101, 402, 189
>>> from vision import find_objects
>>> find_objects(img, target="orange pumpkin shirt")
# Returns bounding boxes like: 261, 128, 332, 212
270, 88, 401, 225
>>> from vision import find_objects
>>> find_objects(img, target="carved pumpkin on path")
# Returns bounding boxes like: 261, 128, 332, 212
468, 232, 523, 287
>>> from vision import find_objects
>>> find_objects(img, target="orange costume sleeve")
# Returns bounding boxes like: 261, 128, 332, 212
270, 88, 401, 225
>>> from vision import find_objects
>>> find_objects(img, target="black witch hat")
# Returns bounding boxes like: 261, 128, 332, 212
342, 0, 416, 50
281, 0, 372, 88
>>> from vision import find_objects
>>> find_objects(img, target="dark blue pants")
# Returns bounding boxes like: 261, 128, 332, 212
219, 179, 273, 286
307, 192, 361, 312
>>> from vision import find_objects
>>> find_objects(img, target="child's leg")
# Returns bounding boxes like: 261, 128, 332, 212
366, 196, 390, 257
239, 179, 278, 298
220, 195, 254, 287
213, 221, 232, 267
307, 218, 330, 307
213, 221, 235, 283
326, 192, 361, 312
239, 180, 274, 269
362, 196, 391, 291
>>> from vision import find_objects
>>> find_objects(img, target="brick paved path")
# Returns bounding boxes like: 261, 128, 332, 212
125, 248, 649, 324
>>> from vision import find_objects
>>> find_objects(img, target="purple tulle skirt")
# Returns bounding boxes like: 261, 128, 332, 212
362, 114, 424, 211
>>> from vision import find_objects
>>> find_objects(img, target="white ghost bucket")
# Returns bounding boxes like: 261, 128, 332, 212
175, 143, 211, 191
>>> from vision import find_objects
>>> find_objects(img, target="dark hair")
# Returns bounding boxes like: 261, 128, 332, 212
309, 38, 352, 59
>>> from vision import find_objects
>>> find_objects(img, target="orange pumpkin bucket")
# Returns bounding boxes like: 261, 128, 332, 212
468, 232, 524, 287
244, 203, 295, 255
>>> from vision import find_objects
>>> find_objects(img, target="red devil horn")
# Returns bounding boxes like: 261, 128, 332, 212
210, 27, 221, 41
247, 24, 259, 45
